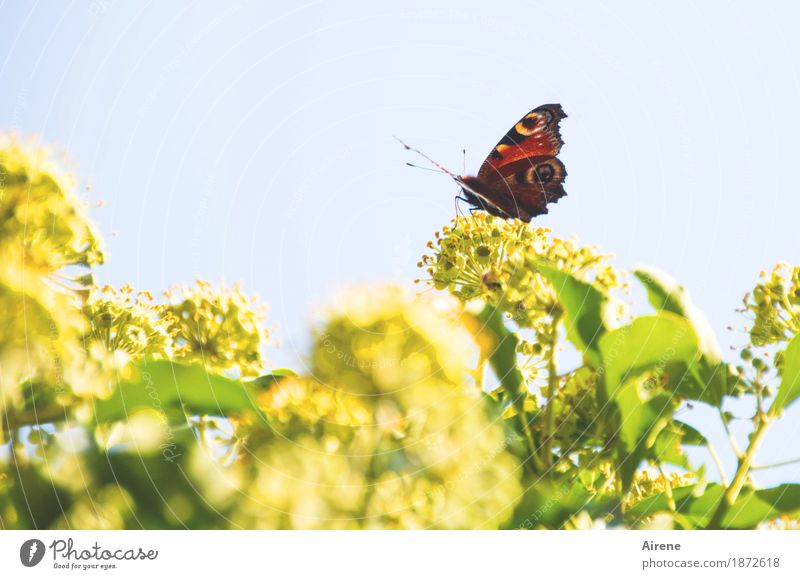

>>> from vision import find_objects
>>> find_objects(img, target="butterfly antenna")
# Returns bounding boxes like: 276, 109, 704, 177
462, 148, 467, 174
405, 162, 444, 173
394, 136, 461, 181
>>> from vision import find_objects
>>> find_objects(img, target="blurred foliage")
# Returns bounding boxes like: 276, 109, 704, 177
231, 286, 522, 529
2, 138, 800, 530
0, 136, 103, 409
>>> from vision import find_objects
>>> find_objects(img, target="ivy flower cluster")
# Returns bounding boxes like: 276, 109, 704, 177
0, 136, 104, 274
236, 285, 523, 529
0, 136, 271, 413
85, 284, 178, 361
0, 137, 103, 407
165, 281, 269, 378
419, 213, 625, 332
258, 376, 371, 438
745, 263, 800, 347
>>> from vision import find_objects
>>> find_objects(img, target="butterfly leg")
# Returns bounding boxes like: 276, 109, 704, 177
453, 196, 487, 243
454, 194, 471, 220
469, 208, 487, 243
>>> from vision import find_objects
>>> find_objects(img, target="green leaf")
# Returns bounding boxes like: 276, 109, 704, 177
627, 483, 800, 529
473, 304, 524, 397
93, 360, 265, 424
678, 360, 733, 407
627, 483, 716, 528
771, 333, 800, 413
267, 368, 297, 377
652, 420, 706, 469
754, 484, 800, 516
671, 420, 707, 446
599, 313, 700, 455
249, 368, 298, 391
599, 312, 700, 398
635, 267, 735, 406
536, 263, 611, 365
509, 476, 619, 529
634, 267, 722, 362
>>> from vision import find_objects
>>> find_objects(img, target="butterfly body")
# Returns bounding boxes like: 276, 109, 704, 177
456, 104, 568, 222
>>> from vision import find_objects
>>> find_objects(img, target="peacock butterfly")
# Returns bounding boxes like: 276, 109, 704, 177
398, 104, 567, 222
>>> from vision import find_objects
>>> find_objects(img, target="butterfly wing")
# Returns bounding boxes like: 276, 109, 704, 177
477, 103, 566, 178
461, 104, 567, 222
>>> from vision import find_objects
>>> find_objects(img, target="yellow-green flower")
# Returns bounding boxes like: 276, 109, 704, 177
53, 486, 134, 530
0, 136, 104, 406
624, 470, 696, 519
547, 366, 601, 450
165, 280, 269, 377
420, 213, 625, 331
258, 376, 372, 440
746, 263, 800, 346
85, 284, 178, 360
236, 435, 367, 529
237, 285, 523, 529
0, 136, 104, 273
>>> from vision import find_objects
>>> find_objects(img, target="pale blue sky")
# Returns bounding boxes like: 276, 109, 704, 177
2, 0, 799, 485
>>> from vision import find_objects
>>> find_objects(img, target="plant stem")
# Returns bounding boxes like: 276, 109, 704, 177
706, 414, 771, 529
541, 313, 562, 468
706, 442, 729, 486
519, 410, 546, 473
718, 408, 743, 459
5, 404, 68, 432
751, 455, 800, 470
474, 355, 486, 392
657, 464, 677, 512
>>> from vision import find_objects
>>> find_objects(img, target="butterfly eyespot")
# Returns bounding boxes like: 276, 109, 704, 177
534, 164, 554, 183
514, 163, 554, 185
515, 116, 542, 136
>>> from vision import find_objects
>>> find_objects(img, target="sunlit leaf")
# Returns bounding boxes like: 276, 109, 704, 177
755, 484, 800, 516
634, 267, 721, 361
771, 333, 800, 413
652, 420, 707, 469
627, 483, 800, 529
635, 267, 735, 406
93, 360, 265, 424
509, 476, 618, 529
536, 263, 611, 365
599, 313, 699, 452
472, 304, 524, 397
249, 368, 298, 391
